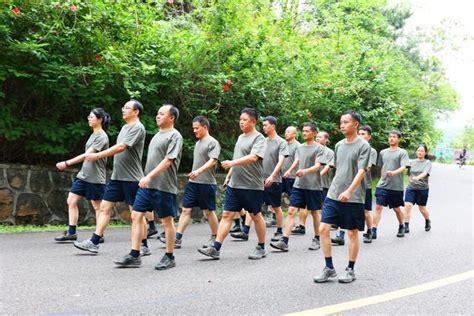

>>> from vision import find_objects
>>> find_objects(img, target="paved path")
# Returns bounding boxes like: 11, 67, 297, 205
1, 163, 473, 315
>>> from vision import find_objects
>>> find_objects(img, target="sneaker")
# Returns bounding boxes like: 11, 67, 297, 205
331, 235, 345, 246
271, 232, 283, 242
230, 231, 249, 241
154, 254, 176, 270
269, 239, 289, 252
291, 225, 306, 235
248, 245, 267, 260
197, 246, 220, 259
158, 236, 166, 244
54, 231, 77, 242
202, 235, 216, 248
140, 245, 151, 257
73, 239, 99, 254
114, 254, 141, 267
404, 226, 410, 234
157, 231, 165, 240
425, 219, 431, 232
99, 237, 105, 244
265, 218, 277, 227
308, 237, 320, 250
338, 267, 356, 283
313, 267, 337, 283
230, 224, 242, 233
397, 226, 405, 237
372, 228, 377, 239
147, 228, 158, 238
363, 232, 372, 243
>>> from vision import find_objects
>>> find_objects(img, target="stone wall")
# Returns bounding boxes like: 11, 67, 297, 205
0, 164, 226, 226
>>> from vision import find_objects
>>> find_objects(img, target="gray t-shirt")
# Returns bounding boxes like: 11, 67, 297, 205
282, 140, 301, 179
293, 143, 326, 190
111, 121, 146, 182
229, 131, 266, 191
376, 147, 410, 191
77, 131, 109, 184
364, 147, 378, 189
263, 136, 289, 183
327, 137, 371, 203
190, 136, 221, 185
408, 159, 432, 190
145, 128, 183, 194
321, 146, 335, 189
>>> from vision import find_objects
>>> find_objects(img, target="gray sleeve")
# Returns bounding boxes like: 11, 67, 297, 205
250, 135, 266, 159
279, 141, 289, 157
400, 150, 410, 167
358, 144, 371, 170
208, 140, 221, 160
327, 150, 335, 167
370, 149, 377, 167
165, 134, 183, 160
121, 125, 145, 148
91, 134, 108, 152
315, 146, 325, 164
377, 151, 384, 167
424, 161, 432, 174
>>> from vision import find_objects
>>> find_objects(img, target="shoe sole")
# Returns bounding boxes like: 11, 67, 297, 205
313, 274, 337, 283
248, 253, 267, 260
230, 235, 249, 241
397, 234, 405, 237
114, 262, 141, 267
363, 239, 372, 243
155, 262, 176, 270
197, 248, 220, 260
308, 246, 320, 250
269, 243, 288, 252
55, 239, 77, 242
73, 243, 98, 254
338, 277, 356, 283
331, 242, 345, 246
290, 232, 305, 235
140, 251, 152, 257
147, 231, 158, 238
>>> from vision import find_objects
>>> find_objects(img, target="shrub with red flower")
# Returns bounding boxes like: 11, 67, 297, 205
95, 53, 102, 60
223, 84, 230, 92
226, 79, 233, 86
70, 5, 78, 12
12, 7, 21, 16
332, 130, 338, 135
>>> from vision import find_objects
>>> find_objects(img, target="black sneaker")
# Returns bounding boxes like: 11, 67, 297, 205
230, 224, 242, 233
331, 235, 345, 246
54, 231, 77, 242
99, 237, 105, 244
197, 246, 220, 259
404, 225, 410, 233
157, 231, 165, 240
371, 228, 377, 239
155, 254, 176, 270
114, 254, 141, 267
363, 232, 372, 243
425, 219, 431, 231
291, 225, 306, 235
230, 231, 249, 241
147, 228, 158, 238
397, 226, 405, 237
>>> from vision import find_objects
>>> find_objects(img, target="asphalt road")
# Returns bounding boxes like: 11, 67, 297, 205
1, 163, 473, 315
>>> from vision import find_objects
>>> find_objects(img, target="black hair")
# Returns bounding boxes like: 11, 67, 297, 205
263, 115, 277, 126
416, 144, 428, 159
359, 125, 373, 135
388, 130, 402, 138
192, 115, 210, 129
318, 130, 329, 139
302, 122, 317, 133
91, 108, 111, 132
164, 104, 179, 122
342, 110, 362, 124
129, 99, 144, 117
240, 108, 259, 121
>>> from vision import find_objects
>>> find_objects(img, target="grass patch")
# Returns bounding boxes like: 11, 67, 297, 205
0, 223, 130, 234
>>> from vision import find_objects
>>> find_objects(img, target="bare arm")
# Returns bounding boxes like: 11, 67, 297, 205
387, 165, 406, 177
84, 143, 128, 161
139, 159, 174, 188
338, 169, 366, 203
283, 159, 299, 178
188, 158, 218, 180
413, 171, 428, 181
221, 154, 260, 169
320, 164, 331, 177
265, 155, 286, 187
56, 147, 97, 171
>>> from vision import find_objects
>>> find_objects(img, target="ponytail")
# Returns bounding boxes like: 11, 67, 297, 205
91, 108, 111, 132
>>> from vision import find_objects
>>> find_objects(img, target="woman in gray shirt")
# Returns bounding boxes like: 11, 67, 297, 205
404, 144, 432, 232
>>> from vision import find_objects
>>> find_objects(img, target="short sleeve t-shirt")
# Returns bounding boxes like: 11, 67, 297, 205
229, 131, 266, 191
189, 136, 221, 185
77, 131, 109, 184
263, 136, 289, 183
327, 137, 371, 203
282, 140, 301, 179
364, 147, 378, 189
111, 121, 146, 182
407, 159, 432, 190
321, 146, 335, 189
145, 128, 183, 194
293, 143, 326, 190
376, 148, 410, 191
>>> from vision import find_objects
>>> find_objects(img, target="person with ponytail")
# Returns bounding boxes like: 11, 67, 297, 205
54, 108, 110, 242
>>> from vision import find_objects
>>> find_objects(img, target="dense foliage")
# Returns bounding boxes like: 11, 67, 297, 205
0, 0, 459, 168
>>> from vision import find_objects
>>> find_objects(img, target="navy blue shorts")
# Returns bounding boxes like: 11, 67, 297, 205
322, 188, 329, 201
224, 187, 263, 215
321, 198, 365, 231
375, 187, 404, 209
289, 188, 323, 211
282, 178, 295, 197
102, 180, 139, 205
264, 182, 282, 207
133, 188, 177, 218
404, 188, 429, 206
182, 182, 217, 211
70, 178, 105, 201
365, 188, 373, 211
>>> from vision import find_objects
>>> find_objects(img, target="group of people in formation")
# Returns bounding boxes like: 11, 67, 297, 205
54, 100, 432, 283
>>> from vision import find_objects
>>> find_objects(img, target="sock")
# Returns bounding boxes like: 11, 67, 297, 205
241, 214, 246, 224
148, 220, 156, 230
339, 230, 345, 239
258, 242, 265, 249
325, 257, 334, 269
141, 239, 148, 247
426, 219, 430, 224
165, 252, 174, 259
315, 235, 320, 241
404, 222, 409, 228
213, 241, 222, 251
276, 227, 283, 234
68, 225, 76, 235
234, 218, 240, 227
372, 227, 377, 233
348, 260, 355, 270
300, 224, 306, 229
176, 232, 183, 240
272, 213, 276, 220
282, 236, 289, 244
243, 225, 250, 234
130, 249, 140, 258
399, 224, 404, 229
212, 234, 217, 238
91, 233, 101, 245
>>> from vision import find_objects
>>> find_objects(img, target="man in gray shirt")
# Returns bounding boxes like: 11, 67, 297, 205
198, 108, 267, 260
372, 130, 410, 239
74, 100, 146, 254
314, 110, 370, 284
115, 104, 183, 270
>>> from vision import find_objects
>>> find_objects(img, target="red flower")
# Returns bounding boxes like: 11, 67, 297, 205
223, 84, 230, 92
332, 130, 338, 135
226, 79, 233, 85
12, 7, 20, 16
70, 5, 78, 12
95, 53, 102, 60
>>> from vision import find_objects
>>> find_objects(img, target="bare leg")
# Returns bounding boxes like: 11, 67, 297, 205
283, 207, 297, 237
215, 211, 234, 244
404, 202, 413, 223
320, 223, 332, 257
310, 211, 321, 236
299, 208, 308, 226
204, 210, 218, 235
94, 200, 115, 236
347, 229, 360, 261
176, 208, 192, 235
419, 206, 430, 220
373, 204, 383, 227
364, 210, 373, 229
131, 210, 145, 251
393, 207, 404, 225
66, 193, 82, 226
251, 212, 266, 243
274, 206, 283, 229
162, 216, 176, 253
